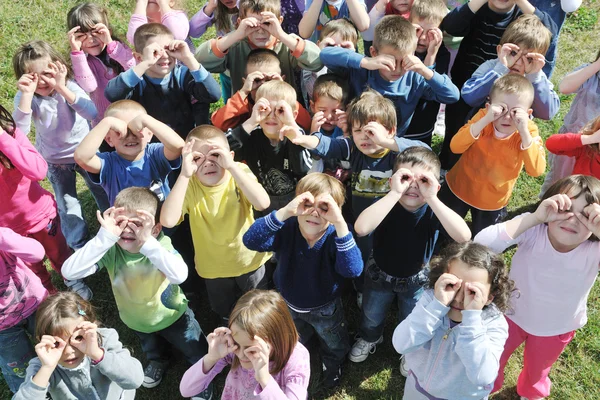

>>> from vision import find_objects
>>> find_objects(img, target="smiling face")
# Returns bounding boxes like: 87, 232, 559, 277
115, 209, 160, 253
311, 96, 343, 133
25, 56, 54, 97
396, 163, 434, 211
446, 259, 492, 322
258, 99, 289, 139
391, 0, 414, 14
191, 139, 231, 186
105, 110, 153, 161
297, 194, 332, 240
230, 322, 261, 370
142, 34, 176, 78
547, 193, 594, 252
76, 30, 106, 56
370, 45, 408, 82
489, 92, 533, 136
54, 317, 86, 369
411, 18, 438, 54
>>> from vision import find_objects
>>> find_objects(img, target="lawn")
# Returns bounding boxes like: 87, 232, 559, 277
0, 0, 599, 399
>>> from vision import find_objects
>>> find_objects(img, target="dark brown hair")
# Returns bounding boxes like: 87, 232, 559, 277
238, 0, 281, 18
393, 146, 441, 178
313, 73, 350, 106
0, 104, 17, 169
579, 115, 600, 155
319, 18, 360, 46
499, 14, 552, 55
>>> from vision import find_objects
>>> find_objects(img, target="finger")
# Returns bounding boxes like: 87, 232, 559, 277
68, 26, 81, 35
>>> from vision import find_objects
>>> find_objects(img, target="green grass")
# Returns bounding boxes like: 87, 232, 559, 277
1, 1, 600, 399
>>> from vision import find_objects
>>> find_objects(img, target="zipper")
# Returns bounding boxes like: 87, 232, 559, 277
424, 324, 454, 392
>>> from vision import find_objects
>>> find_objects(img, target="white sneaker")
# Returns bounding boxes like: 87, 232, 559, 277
356, 292, 363, 310
434, 105, 446, 137
348, 336, 383, 363
64, 279, 93, 301
399, 355, 408, 377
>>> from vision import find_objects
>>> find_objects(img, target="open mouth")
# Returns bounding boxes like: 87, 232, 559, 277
64, 356, 80, 365
450, 305, 463, 311
404, 192, 419, 198
560, 226, 577, 234
120, 235, 136, 242
124, 142, 139, 148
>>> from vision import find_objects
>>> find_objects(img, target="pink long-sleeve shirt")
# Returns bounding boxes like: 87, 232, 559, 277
180, 342, 310, 399
127, 11, 191, 46
0, 128, 56, 234
0, 227, 48, 331
70, 41, 136, 126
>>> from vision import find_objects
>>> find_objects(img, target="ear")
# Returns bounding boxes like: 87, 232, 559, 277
388, 126, 397, 137
280, 74, 286, 80
309, 100, 315, 113
105, 134, 116, 148
485, 102, 490, 110
527, 108, 533, 116
496, 44, 502, 55
230, 150, 235, 159
293, 109, 299, 119
278, 16, 284, 24
241, 76, 246, 85
151, 223, 162, 237
369, 46, 377, 57
133, 52, 143, 63
485, 294, 495, 306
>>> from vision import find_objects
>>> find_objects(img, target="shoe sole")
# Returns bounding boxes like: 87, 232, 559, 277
142, 379, 162, 389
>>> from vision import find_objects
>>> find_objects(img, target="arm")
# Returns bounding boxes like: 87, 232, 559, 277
230, 163, 270, 211
419, 70, 460, 104
74, 117, 117, 173
514, 0, 535, 14
183, 66, 221, 104
254, 352, 309, 399
71, 51, 99, 93
139, 236, 188, 284
211, 91, 251, 131
11, 360, 52, 400
354, 190, 399, 237
428, 196, 472, 242
189, 6, 215, 38
450, 110, 491, 154
559, 61, 600, 94
242, 211, 283, 253
0, 128, 47, 181
65, 81, 98, 121
180, 357, 230, 398
93, 329, 144, 390
137, 114, 184, 161
107, 41, 137, 71
521, 124, 546, 177
455, 311, 508, 386
61, 227, 117, 280
333, 232, 363, 278
362, 0, 386, 41
473, 214, 527, 252
546, 133, 587, 156
347, 0, 369, 32
161, 10, 190, 41
127, 14, 148, 45
160, 173, 190, 228
310, 133, 352, 160
440, 0, 479, 37
462, 61, 507, 107
0, 227, 45, 264
529, 72, 560, 120
13, 91, 34, 133
104, 69, 141, 102
299, 0, 324, 39
320, 46, 363, 72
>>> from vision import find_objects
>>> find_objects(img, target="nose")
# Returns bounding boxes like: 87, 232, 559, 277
454, 286, 465, 305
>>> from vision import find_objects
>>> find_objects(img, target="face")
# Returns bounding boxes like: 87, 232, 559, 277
116, 209, 160, 252
411, 18, 438, 54
391, 0, 414, 14
370, 46, 408, 82
55, 317, 86, 369
246, 62, 282, 101
318, 33, 356, 51
25, 56, 54, 97
297, 194, 332, 239
105, 110, 153, 160
75, 30, 106, 56
351, 122, 395, 156
488, 0, 516, 13
230, 323, 271, 369
142, 35, 176, 78
396, 163, 434, 211
499, 45, 536, 75
489, 92, 533, 136
242, 12, 281, 48
258, 99, 297, 140
547, 193, 594, 252
446, 259, 493, 322
311, 96, 343, 133
221, 0, 238, 8
192, 139, 231, 186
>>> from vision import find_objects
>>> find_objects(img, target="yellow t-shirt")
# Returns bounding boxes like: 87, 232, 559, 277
182, 162, 272, 278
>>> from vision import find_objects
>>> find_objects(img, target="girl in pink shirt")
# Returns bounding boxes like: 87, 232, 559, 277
475, 174, 600, 400
180, 290, 311, 399
127, 0, 191, 47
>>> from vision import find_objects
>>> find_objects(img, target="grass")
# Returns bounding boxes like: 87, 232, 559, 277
1, 0, 599, 399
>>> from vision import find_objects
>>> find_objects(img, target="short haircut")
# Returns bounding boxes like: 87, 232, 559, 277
319, 18, 360, 47
246, 48, 280, 70
393, 147, 442, 178
114, 187, 160, 222
229, 290, 298, 374
35, 292, 100, 343
238, 0, 280, 18
500, 14, 551, 55
255, 80, 298, 111
295, 173, 346, 206
347, 89, 397, 132
410, 0, 448, 25
13, 40, 72, 80
489, 74, 534, 108
104, 99, 147, 118
373, 15, 417, 54
133, 23, 173, 53
186, 124, 230, 150
312, 74, 350, 106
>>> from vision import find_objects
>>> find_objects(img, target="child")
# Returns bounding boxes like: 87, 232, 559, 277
404, 0, 450, 145
67, 3, 136, 129
0, 227, 47, 393
105, 23, 221, 138
127, 0, 191, 46
228, 80, 313, 210
362, 0, 414, 50
243, 173, 363, 388
440, 74, 546, 235
462, 14, 559, 121
393, 242, 514, 399
475, 175, 600, 400
541, 50, 600, 194
180, 290, 311, 398
438, 0, 557, 170
546, 116, 600, 181
74, 100, 184, 205
13, 292, 144, 399
299, 0, 369, 43
211, 48, 312, 132
320, 15, 459, 137
196, 0, 323, 95
349, 147, 471, 362
61, 188, 211, 397
161, 125, 272, 321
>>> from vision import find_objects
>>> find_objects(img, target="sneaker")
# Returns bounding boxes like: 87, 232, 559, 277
63, 279, 93, 301
192, 382, 214, 400
434, 105, 446, 137
142, 361, 168, 388
399, 355, 408, 377
356, 292, 363, 310
348, 336, 383, 363
322, 363, 342, 389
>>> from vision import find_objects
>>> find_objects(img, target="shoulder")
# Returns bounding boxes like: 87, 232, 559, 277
283, 342, 310, 373
97, 327, 121, 346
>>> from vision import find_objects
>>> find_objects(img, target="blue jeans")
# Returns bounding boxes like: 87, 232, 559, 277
530, 0, 566, 78
133, 307, 208, 365
0, 315, 36, 393
47, 163, 109, 249
359, 259, 427, 342
289, 297, 350, 370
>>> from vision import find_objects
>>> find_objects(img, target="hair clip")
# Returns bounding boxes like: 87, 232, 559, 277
24, 44, 34, 51
77, 303, 87, 316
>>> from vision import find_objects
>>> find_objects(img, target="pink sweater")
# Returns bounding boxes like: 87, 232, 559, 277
127, 11, 191, 46
180, 342, 310, 399
70, 41, 135, 126
0, 227, 48, 331
0, 128, 56, 234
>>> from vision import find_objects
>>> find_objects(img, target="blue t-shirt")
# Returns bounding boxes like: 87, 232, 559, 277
92, 143, 181, 205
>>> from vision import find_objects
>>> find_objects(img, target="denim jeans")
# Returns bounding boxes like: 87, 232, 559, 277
133, 307, 208, 365
47, 163, 109, 249
0, 315, 36, 393
530, 0, 567, 78
289, 297, 350, 371
359, 259, 428, 342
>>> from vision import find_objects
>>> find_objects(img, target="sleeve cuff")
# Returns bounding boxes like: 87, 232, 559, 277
122, 68, 143, 87
98, 227, 121, 243
210, 39, 227, 58
493, 62, 510, 75
139, 235, 162, 256
190, 66, 210, 82
265, 211, 285, 231
426, 297, 451, 318
460, 310, 483, 327
335, 232, 356, 252
526, 70, 543, 83
291, 35, 306, 58
106, 41, 119, 55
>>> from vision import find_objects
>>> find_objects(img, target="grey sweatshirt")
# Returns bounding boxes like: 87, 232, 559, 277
12, 328, 143, 400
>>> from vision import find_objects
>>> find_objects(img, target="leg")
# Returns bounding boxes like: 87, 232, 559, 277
220, 73, 232, 103
309, 298, 351, 370
358, 262, 396, 343
517, 330, 575, 399
439, 98, 472, 170
235, 265, 268, 294
159, 307, 208, 365
204, 277, 239, 321
290, 311, 316, 346
0, 316, 36, 393
470, 208, 508, 237
77, 164, 109, 213
133, 331, 170, 364
396, 270, 427, 323
493, 317, 528, 393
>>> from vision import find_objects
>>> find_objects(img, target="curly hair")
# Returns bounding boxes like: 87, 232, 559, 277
428, 242, 515, 313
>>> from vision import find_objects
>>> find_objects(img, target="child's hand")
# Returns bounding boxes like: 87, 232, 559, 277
17, 73, 39, 94
486, 103, 508, 121
576, 203, 600, 238
181, 139, 205, 178
281, 191, 316, 220
315, 193, 344, 225
241, 71, 265, 97
104, 116, 129, 139
127, 210, 156, 243
311, 111, 327, 133
92, 23, 113, 45
524, 52, 546, 75
96, 206, 128, 236
70, 321, 103, 360
584, 128, 600, 145
402, 55, 429, 76
250, 98, 272, 126
40, 62, 68, 91
127, 114, 148, 135
335, 109, 348, 134
245, 335, 271, 386
142, 42, 164, 65
434, 273, 462, 306
206, 327, 238, 361
389, 168, 413, 195
275, 100, 296, 126
279, 125, 304, 144
497, 43, 521, 69
360, 55, 395, 72
35, 335, 66, 369
426, 28, 443, 56
165, 40, 192, 61
510, 107, 529, 133
463, 282, 487, 310
415, 171, 441, 201
67, 26, 84, 51
534, 194, 574, 224
207, 145, 234, 170
260, 11, 284, 39
205, 0, 219, 15
363, 121, 392, 147
235, 17, 261, 40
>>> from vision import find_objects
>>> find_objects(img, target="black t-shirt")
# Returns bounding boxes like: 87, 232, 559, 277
373, 202, 441, 278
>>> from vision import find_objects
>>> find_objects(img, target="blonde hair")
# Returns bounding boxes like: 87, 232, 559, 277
255, 80, 298, 111
500, 14, 552, 55
229, 290, 298, 374
295, 173, 346, 206
580, 115, 600, 155
489, 74, 534, 108
319, 18, 360, 47
347, 89, 397, 132
238, 0, 281, 18
410, 0, 448, 25
373, 15, 417, 54
13, 40, 73, 80
186, 124, 230, 150
105, 99, 147, 118
313, 74, 350, 106
133, 23, 174, 53
114, 187, 160, 223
